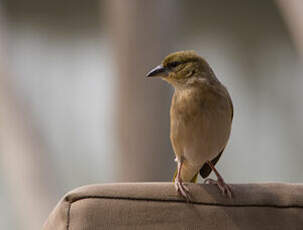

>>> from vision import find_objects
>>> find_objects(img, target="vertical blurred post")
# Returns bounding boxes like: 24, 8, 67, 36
276, 0, 303, 59
0, 5, 53, 230
106, 0, 179, 181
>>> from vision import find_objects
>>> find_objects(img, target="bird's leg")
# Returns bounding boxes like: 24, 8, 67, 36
174, 157, 191, 201
204, 160, 232, 198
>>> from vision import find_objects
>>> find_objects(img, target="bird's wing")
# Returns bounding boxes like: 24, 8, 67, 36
199, 93, 233, 179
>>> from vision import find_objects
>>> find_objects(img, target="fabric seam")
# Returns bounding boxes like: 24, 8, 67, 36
68, 195, 303, 209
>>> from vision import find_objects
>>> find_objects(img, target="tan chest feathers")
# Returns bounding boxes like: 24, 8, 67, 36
170, 88, 232, 164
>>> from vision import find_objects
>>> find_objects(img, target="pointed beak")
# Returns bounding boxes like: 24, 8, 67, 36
146, 65, 169, 78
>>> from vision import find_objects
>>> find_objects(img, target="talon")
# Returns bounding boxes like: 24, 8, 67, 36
224, 183, 232, 199
183, 183, 190, 192
205, 161, 232, 199
174, 158, 192, 201
175, 179, 191, 201
204, 178, 232, 199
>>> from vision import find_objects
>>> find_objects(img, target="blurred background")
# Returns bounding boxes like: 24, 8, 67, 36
1, 0, 303, 229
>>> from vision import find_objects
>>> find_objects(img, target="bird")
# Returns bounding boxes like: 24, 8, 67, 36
146, 50, 233, 200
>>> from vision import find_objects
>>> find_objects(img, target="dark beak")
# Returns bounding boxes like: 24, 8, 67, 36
146, 65, 169, 78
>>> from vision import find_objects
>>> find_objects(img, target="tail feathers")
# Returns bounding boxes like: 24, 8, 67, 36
172, 169, 198, 183
199, 150, 223, 178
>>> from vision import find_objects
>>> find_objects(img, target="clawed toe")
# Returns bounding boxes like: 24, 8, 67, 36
218, 181, 232, 198
175, 180, 191, 201
223, 183, 232, 198
204, 178, 232, 199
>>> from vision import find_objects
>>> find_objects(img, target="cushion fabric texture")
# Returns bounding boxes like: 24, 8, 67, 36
43, 183, 303, 230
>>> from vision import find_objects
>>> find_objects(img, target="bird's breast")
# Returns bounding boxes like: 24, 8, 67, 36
170, 86, 232, 164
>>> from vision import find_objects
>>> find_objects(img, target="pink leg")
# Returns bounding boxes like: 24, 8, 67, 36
174, 158, 191, 201
204, 160, 232, 198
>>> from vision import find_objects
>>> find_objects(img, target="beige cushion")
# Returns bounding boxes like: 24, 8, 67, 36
43, 183, 303, 229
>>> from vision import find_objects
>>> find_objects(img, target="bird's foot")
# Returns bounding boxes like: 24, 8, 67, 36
204, 178, 232, 199
175, 179, 191, 201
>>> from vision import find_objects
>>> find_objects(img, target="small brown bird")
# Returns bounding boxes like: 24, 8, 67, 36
147, 51, 233, 200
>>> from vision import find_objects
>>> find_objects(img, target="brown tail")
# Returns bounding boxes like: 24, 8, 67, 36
199, 150, 223, 178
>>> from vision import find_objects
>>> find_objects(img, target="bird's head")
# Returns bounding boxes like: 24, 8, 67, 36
146, 50, 214, 87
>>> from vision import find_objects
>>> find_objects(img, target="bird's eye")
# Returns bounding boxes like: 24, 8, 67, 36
169, 61, 181, 68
